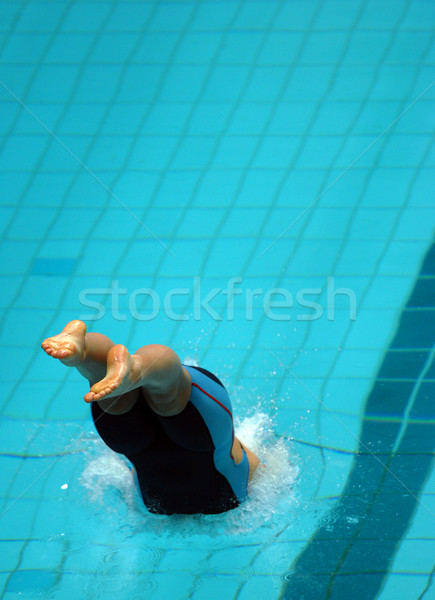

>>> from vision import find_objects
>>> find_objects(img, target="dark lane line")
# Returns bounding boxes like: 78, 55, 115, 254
281, 241, 435, 600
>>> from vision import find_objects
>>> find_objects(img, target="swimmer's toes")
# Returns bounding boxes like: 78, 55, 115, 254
41, 343, 53, 355
55, 345, 74, 358
41, 341, 65, 357
87, 379, 121, 402
41, 339, 56, 353
84, 390, 101, 403
47, 343, 78, 364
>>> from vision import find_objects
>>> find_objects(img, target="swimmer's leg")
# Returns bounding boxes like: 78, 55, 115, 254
233, 437, 261, 481
43, 321, 188, 412
42, 322, 261, 478
41, 320, 138, 414
84, 343, 189, 413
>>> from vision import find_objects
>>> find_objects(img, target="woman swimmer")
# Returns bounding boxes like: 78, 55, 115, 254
41, 320, 260, 515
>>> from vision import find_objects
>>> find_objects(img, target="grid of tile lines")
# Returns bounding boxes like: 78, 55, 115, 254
1, 0, 435, 598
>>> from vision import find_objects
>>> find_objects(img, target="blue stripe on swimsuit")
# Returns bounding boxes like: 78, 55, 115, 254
184, 365, 249, 505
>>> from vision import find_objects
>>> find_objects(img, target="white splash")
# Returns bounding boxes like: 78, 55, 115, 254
80, 412, 299, 536
230, 412, 300, 532
182, 356, 199, 366
81, 451, 138, 510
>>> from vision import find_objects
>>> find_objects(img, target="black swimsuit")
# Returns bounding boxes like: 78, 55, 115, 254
91, 365, 249, 515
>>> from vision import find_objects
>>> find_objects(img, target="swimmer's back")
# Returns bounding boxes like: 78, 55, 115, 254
91, 365, 249, 514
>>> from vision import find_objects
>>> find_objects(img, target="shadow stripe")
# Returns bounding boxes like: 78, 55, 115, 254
281, 240, 435, 600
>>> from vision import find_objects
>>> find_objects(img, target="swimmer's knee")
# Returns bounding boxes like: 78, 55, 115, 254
232, 437, 245, 465
235, 438, 260, 481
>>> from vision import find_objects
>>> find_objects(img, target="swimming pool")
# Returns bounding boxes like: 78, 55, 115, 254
1, 0, 434, 598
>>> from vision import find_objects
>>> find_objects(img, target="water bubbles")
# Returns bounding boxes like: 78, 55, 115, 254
183, 356, 199, 367
346, 516, 359, 524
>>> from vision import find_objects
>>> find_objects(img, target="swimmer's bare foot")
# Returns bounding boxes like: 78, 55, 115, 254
41, 320, 86, 366
84, 344, 139, 403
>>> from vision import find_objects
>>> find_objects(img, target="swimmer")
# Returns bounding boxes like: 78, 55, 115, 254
41, 320, 260, 515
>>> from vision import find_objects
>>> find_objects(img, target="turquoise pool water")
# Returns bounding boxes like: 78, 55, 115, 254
1, 0, 434, 598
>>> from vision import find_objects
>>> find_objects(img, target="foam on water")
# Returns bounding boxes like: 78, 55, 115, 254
80, 411, 299, 537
